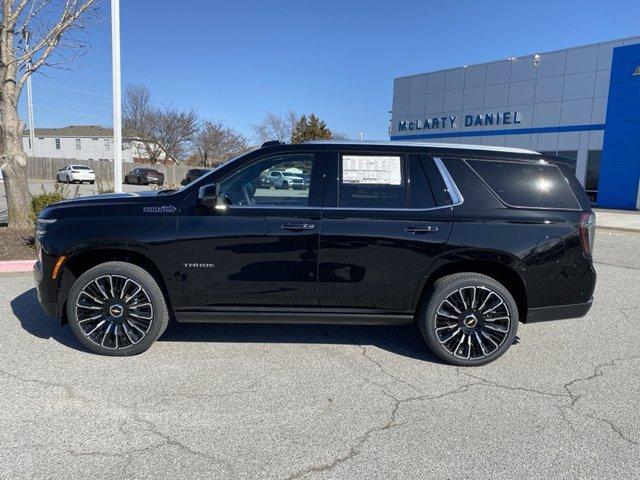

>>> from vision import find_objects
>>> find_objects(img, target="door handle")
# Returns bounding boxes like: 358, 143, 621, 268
405, 225, 439, 233
281, 223, 316, 231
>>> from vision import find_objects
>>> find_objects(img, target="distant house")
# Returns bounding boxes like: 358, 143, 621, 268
22, 125, 166, 163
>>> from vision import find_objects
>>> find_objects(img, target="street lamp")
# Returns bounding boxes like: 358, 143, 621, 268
111, 0, 122, 193
22, 30, 36, 157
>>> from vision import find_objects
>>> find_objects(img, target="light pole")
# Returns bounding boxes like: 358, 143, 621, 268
111, 0, 123, 192
356, 132, 365, 141
23, 30, 36, 157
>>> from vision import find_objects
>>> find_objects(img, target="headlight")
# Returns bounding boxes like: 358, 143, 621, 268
36, 218, 57, 236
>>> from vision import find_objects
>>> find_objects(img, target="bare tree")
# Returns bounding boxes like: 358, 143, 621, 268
191, 120, 249, 167
123, 83, 198, 164
122, 83, 164, 162
153, 106, 198, 163
252, 111, 297, 144
0, 0, 99, 228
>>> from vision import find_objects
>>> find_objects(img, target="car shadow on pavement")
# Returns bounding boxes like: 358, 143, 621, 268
12, 287, 444, 363
11, 287, 89, 352
160, 321, 445, 364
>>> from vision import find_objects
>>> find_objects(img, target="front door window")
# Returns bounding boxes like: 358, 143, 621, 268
217, 154, 313, 208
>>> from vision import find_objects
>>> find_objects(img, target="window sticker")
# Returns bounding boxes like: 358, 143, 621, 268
342, 156, 402, 185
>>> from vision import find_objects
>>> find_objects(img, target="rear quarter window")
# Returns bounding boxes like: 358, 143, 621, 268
466, 159, 580, 210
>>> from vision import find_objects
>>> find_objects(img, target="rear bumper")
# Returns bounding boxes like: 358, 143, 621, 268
525, 298, 593, 323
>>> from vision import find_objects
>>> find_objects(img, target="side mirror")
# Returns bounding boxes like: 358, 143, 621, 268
198, 184, 218, 210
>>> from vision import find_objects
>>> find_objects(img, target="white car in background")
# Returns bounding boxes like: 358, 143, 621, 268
56, 165, 96, 184
268, 170, 306, 190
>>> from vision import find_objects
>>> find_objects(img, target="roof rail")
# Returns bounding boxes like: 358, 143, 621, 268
261, 140, 285, 148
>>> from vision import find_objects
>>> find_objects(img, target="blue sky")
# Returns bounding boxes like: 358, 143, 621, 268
20, 0, 640, 142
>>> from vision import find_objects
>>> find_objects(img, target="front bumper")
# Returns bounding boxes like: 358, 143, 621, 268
525, 298, 593, 323
33, 260, 57, 318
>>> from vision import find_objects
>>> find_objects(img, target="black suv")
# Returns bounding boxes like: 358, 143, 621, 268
34, 141, 596, 365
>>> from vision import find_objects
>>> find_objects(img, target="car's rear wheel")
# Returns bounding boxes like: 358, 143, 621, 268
136, 177, 142, 185
418, 273, 518, 366
67, 261, 169, 356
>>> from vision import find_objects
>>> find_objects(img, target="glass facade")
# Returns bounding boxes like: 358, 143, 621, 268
586, 150, 602, 204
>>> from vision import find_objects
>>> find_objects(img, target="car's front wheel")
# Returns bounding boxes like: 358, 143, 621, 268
67, 261, 169, 356
418, 273, 518, 366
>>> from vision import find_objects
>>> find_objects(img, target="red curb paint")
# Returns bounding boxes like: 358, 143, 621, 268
0, 260, 36, 273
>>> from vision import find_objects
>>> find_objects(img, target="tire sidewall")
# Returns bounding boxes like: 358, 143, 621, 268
419, 274, 519, 366
66, 261, 169, 356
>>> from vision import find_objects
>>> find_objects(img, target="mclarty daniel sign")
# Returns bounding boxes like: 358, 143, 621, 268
398, 111, 522, 132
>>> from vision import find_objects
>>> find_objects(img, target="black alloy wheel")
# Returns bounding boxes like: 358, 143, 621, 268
67, 262, 169, 356
419, 273, 518, 366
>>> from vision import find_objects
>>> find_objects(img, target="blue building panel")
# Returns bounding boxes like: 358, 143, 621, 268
597, 43, 640, 210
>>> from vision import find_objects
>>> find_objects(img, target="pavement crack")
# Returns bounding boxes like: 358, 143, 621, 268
459, 369, 567, 399
285, 378, 478, 480
458, 359, 640, 449
123, 414, 235, 474
318, 325, 423, 395
593, 260, 640, 272
0, 368, 88, 403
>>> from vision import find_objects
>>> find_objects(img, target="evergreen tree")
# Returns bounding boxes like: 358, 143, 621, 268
290, 114, 333, 143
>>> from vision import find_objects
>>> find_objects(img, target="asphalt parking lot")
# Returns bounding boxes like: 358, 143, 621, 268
0, 230, 639, 479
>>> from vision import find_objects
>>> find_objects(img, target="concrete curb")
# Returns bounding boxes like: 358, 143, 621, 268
0, 260, 36, 273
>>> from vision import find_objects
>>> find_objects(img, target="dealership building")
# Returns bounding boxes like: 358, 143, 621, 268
390, 36, 640, 209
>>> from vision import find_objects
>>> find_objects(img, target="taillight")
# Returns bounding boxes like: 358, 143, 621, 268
579, 212, 596, 256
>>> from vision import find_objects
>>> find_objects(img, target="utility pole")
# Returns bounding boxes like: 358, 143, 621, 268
111, 0, 123, 193
356, 132, 365, 141
23, 30, 36, 157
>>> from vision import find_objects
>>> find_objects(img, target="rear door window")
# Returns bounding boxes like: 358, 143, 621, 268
339, 154, 407, 208
466, 159, 580, 210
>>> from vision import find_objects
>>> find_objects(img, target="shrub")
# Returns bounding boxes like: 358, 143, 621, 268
95, 179, 114, 194
30, 183, 67, 223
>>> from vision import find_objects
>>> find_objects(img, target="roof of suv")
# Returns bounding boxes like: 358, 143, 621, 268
304, 140, 540, 155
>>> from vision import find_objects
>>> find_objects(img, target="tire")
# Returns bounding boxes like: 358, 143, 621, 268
137, 177, 142, 185
90, 181, 95, 185
282, 181, 289, 190
67, 261, 169, 356
418, 273, 519, 366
